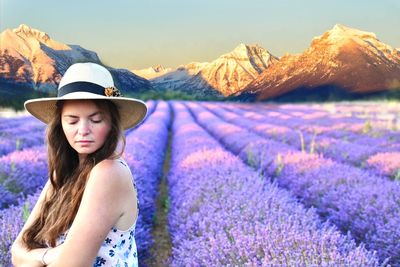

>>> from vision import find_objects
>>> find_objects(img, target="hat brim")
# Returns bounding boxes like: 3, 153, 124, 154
24, 92, 148, 130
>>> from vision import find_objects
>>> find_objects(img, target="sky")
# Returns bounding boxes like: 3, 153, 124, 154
1, 0, 399, 70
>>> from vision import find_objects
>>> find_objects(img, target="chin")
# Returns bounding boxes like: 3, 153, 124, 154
75, 148, 97, 155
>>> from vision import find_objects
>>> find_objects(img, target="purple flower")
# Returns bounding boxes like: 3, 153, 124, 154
168, 101, 379, 266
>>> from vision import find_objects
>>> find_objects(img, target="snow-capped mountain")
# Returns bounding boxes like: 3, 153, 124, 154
148, 61, 225, 98
4, 23, 397, 101
183, 44, 278, 96
0, 24, 150, 93
240, 24, 400, 100
0, 24, 100, 91
149, 44, 277, 96
149, 61, 209, 90
131, 64, 173, 80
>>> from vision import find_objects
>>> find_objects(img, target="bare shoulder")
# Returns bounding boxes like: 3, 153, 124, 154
87, 159, 132, 190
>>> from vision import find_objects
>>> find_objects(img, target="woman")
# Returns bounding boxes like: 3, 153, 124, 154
11, 63, 147, 266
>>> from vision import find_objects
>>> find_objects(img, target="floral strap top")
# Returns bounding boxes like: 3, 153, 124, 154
55, 159, 139, 267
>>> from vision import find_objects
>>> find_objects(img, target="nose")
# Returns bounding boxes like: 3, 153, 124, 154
78, 120, 90, 136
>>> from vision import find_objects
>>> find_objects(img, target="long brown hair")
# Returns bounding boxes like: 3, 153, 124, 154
23, 99, 126, 249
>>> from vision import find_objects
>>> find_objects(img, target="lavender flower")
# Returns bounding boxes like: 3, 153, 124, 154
167, 101, 380, 266
367, 152, 400, 180
186, 101, 397, 265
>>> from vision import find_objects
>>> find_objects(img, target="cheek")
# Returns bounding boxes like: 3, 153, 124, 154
96, 124, 112, 142
61, 123, 75, 142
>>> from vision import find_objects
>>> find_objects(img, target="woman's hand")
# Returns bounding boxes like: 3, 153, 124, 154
11, 240, 48, 267
11, 181, 53, 267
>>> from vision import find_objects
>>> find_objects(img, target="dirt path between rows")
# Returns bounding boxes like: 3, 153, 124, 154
145, 111, 173, 267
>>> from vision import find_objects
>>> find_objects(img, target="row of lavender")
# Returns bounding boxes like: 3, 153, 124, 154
218, 102, 400, 179
186, 101, 399, 265
234, 102, 400, 147
316, 102, 400, 127
262, 103, 400, 178
0, 100, 169, 266
166, 101, 380, 266
123, 100, 170, 263
0, 116, 46, 157
229, 102, 400, 147
233, 102, 400, 135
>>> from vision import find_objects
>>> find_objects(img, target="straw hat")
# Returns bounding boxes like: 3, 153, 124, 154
24, 62, 147, 130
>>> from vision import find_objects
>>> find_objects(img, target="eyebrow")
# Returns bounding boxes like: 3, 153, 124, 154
63, 111, 102, 118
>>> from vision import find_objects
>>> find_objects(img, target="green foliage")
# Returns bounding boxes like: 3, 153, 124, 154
163, 196, 170, 213
265, 85, 400, 103
245, 148, 258, 168
0, 172, 6, 184
361, 87, 400, 101
394, 170, 400, 181
309, 131, 318, 154
15, 139, 21, 151
130, 89, 223, 101
362, 120, 372, 134
23, 201, 31, 222
0, 83, 54, 110
298, 131, 305, 153
10, 160, 16, 173
296, 130, 318, 154
389, 120, 398, 131
275, 153, 284, 177
258, 170, 266, 181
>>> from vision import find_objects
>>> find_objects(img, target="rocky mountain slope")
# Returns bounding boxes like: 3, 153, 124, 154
144, 44, 278, 97
0, 24, 150, 94
2, 24, 399, 101
239, 24, 400, 100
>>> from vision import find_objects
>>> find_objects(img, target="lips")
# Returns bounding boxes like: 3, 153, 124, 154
76, 140, 94, 148
76, 140, 94, 146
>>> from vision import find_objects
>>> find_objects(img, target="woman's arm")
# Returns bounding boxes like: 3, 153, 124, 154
11, 180, 53, 267
46, 159, 134, 267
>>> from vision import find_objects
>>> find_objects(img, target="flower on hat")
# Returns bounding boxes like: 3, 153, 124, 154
104, 87, 123, 97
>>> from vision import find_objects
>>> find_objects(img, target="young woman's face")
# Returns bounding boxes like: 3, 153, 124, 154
61, 100, 112, 161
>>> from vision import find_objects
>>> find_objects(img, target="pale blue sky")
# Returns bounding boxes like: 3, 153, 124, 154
1, 0, 399, 69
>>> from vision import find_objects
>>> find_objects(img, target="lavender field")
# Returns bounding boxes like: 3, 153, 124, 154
1, 100, 399, 266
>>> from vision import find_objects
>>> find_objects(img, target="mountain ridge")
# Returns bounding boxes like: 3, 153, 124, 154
238, 24, 400, 101
0, 24, 151, 94
141, 43, 278, 97
1, 23, 399, 102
